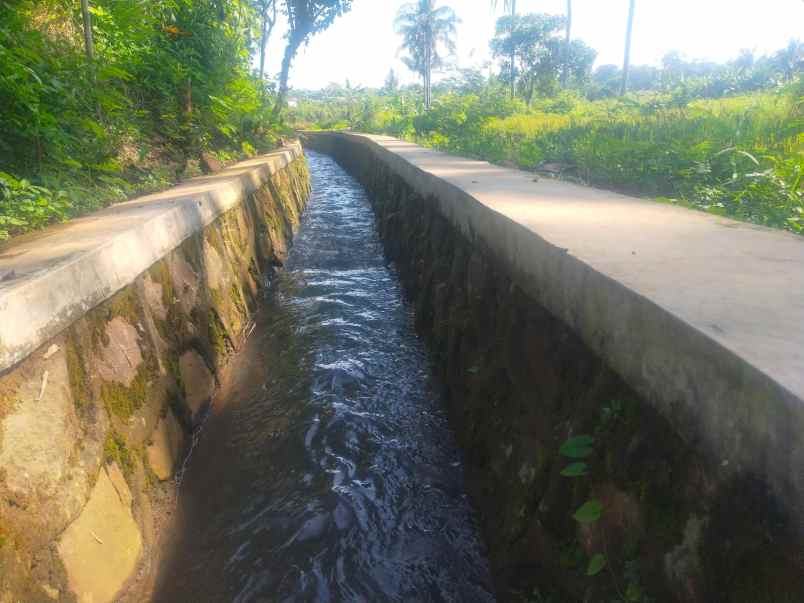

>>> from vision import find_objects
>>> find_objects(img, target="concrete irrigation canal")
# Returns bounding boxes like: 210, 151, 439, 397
0, 136, 802, 602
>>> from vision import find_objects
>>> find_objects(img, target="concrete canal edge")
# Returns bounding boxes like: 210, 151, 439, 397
0, 144, 311, 602
304, 131, 804, 601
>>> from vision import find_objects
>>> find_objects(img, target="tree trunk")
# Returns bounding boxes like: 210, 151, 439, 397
259, 8, 268, 82
79, 0, 94, 71
424, 42, 431, 110
561, 0, 572, 87
273, 34, 303, 119
621, 0, 636, 96
258, 1, 276, 84
509, 0, 516, 98
184, 76, 193, 116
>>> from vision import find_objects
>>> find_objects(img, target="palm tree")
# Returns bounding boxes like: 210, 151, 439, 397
620, 0, 636, 95
395, 0, 459, 110
491, 0, 516, 97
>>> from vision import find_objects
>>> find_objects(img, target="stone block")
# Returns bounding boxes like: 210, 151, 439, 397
58, 464, 142, 603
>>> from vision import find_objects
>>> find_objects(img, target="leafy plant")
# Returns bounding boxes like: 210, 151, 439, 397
0, 172, 69, 240
558, 431, 606, 577
0, 0, 319, 241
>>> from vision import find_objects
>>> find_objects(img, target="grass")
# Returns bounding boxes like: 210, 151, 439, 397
414, 91, 803, 234
298, 84, 802, 235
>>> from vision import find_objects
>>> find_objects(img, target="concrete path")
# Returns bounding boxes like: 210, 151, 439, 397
362, 135, 804, 405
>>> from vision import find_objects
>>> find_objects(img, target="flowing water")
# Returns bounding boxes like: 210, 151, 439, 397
154, 151, 494, 602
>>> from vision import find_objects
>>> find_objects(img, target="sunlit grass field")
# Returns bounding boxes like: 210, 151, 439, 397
354, 89, 803, 234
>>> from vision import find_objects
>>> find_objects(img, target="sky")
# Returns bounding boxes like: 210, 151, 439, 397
261, 0, 804, 91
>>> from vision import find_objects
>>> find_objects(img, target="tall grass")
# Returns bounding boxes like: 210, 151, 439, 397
409, 90, 803, 234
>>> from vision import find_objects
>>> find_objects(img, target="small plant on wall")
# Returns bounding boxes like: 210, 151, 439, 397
558, 400, 653, 603
559, 433, 606, 577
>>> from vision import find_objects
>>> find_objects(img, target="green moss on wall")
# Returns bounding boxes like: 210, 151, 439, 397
229, 283, 247, 317
65, 333, 91, 408
100, 367, 150, 420
103, 431, 134, 475
88, 287, 142, 352
149, 260, 176, 312
107, 287, 140, 324
205, 224, 226, 258
208, 308, 231, 359
148, 257, 191, 347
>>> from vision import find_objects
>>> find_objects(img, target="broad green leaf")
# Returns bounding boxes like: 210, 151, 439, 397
97, 64, 133, 82
61, 158, 83, 170
560, 435, 595, 459
626, 583, 643, 601
560, 462, 589, 477
586, 553, 606, 576
573, 499, 602, 524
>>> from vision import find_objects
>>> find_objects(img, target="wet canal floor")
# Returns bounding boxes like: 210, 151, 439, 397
153, 151, 494, 602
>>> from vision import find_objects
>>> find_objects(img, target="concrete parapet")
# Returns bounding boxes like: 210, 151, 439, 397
305, 131, 804, 601
0, 145, 310, 602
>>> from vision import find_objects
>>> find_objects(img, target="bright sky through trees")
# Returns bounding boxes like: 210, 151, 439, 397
262, 0, 804, 90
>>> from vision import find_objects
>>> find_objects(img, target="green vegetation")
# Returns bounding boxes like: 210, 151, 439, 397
292, 3, 803, 234
0, 0, 351, 240
103, 430, 134, 474
296, 83, 802, 233
101, 368, 150, 420
394, 0, 459, 111
558, 434, 605, 577
65, 332, 92, 408
208, 307, 231, 358
556, 412, 655, 603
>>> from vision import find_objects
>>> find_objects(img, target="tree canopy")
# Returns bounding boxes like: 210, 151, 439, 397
491, 13, 596, 102
395, 0, 460, 109
273, 0, 353, 115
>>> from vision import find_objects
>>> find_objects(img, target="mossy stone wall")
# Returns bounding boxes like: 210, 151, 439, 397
309, 136, 804, 603
0, 157, 310, 603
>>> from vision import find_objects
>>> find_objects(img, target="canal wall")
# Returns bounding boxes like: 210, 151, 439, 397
0, 145, 310, 602
304, 132, 804, 602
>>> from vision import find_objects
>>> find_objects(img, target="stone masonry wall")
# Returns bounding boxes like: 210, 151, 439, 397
306, 134, 804, 603
0, 157, 310, 603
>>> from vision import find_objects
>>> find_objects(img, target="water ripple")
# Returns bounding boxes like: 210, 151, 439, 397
156, 151, 494, 602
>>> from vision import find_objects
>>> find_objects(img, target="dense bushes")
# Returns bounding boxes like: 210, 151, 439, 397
0, 0, 282, 240
420, 90, 803, 233
294, 83, 803, 234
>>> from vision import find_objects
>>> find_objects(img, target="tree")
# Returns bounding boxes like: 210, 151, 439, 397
491, 13, 593, 103
620, 0, 635, 95
733, 48, 755, 75
395, 0, 459, 110
383, 68, 400, 94
661, 50, 687, 88
340, 79, 363, 123
773, 39, 803, 82
273, 0, 353, 118
256, 0, 277, 83
79, 0, 94, 66
491, 0, 516, 98
564, 39, 597, 88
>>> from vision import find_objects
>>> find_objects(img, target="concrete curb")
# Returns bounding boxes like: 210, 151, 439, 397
0, 143, 303, 374
303, 131, 804, 533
